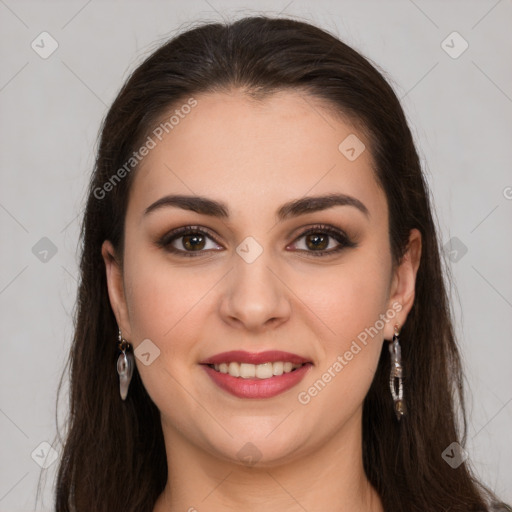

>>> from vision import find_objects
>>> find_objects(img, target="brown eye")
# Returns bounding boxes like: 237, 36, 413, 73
157, 226, 223, 257
304, 233, 329, 251
181, 233, 207, 251
289, 224, 357, 257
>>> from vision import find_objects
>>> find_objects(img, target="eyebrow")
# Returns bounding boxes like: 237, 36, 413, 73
144, 193, 370, 221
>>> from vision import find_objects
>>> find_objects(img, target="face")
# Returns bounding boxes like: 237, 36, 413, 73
103, 89, 420, 466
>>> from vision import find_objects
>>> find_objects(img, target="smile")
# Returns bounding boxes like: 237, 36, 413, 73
209, 361, 304, 379
200, 350, 313, 398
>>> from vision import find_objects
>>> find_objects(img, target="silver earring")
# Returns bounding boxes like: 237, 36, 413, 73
117, 329, 134, 401
389, 324, 405, 421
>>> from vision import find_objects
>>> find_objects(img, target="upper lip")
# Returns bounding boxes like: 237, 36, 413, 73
200, 350, 312, 366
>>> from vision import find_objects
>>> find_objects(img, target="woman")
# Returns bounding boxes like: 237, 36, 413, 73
54, 15, 510, 512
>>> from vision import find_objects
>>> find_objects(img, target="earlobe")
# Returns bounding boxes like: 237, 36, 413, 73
384, 228, 422, 340
101, 240, 131, 339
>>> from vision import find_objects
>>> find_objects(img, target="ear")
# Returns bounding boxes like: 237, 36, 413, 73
101, 240, 132, 340
384, 228, 422, 340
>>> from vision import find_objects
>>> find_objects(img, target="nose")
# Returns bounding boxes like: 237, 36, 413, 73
218, 246, 292, 333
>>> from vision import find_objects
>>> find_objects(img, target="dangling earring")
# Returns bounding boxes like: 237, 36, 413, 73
389, 323, 406, 420
117, 328, 134, 400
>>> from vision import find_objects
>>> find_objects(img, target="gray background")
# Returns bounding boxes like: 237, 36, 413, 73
0, 0, 511, 510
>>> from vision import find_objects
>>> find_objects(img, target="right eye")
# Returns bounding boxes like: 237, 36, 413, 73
157, 226, 224, 257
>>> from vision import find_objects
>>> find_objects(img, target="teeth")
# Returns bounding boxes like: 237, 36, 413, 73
212, 361, 304, 379
273, 361, 284, 376
255, 362, 273, 379
240, 363, 256, 378
228, 361, 239, 377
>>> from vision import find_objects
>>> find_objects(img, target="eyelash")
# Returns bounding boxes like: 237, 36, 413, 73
156, 224, 357, 258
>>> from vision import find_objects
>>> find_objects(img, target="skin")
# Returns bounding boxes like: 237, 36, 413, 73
102, 89, 421, 512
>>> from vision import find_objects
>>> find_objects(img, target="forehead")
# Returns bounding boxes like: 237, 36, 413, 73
128, 89, 386, 221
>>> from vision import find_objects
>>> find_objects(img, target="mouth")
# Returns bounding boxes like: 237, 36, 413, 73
199, 350, 313, 399
205, 361, 307, 379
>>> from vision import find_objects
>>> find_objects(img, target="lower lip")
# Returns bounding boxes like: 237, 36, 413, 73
201, 363, 313, 399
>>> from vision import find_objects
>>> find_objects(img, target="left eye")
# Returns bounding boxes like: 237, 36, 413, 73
288, 226, 355, 256
293, 232, 339, 251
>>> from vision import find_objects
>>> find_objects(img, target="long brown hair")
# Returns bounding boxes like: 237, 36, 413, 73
54, 16, 509, 511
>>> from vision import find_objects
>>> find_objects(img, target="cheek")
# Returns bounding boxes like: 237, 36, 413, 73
122, 247, 224, 361
299, 248, 392, 341
121, 249, 224, 398
296, 267, 391, 415
121, 250, 209, 405
297, 246, 392, 396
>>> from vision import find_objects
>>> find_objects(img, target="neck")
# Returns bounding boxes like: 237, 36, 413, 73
153, 408, 384, 512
